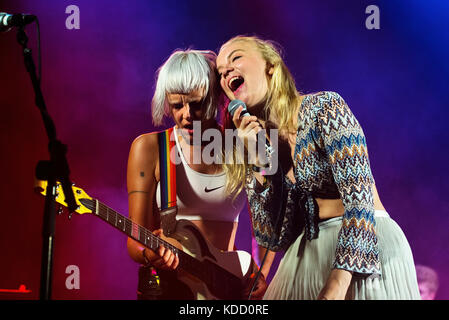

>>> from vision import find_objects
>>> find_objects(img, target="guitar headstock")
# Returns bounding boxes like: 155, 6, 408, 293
34, 179, 94, 215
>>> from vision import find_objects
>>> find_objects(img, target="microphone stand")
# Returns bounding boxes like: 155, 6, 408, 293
15, 25, 78, 300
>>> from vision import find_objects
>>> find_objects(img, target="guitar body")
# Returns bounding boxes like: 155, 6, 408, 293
169, 219, 253, 300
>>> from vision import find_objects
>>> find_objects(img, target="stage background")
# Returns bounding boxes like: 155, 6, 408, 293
0, 0, 448, 299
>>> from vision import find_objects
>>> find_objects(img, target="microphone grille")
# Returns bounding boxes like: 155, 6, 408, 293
227, 99, 247, 117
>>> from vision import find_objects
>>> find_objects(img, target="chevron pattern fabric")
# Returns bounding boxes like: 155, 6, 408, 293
247, 91, 381, 277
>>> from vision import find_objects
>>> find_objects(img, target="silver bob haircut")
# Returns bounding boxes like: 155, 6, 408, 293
151, 49, 218, 126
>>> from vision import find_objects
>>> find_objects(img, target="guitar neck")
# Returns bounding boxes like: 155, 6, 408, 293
93, 200, 174, 251
82, 198, 208, 281
37, 180, 246, 299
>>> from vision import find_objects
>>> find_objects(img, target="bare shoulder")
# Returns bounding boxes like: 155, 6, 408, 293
128, 132, 161, 172
130, 132, 159, 157
131, 132, 159, 149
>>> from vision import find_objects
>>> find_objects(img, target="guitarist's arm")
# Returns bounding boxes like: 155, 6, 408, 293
126, 133, 179, 270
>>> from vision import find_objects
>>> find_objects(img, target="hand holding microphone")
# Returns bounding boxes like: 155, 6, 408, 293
228, 99, 263, 153
227, 100, 275, 172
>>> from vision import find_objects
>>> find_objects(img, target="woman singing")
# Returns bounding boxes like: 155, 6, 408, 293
216, 35, 420, 300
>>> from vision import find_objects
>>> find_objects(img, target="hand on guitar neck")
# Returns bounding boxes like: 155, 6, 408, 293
142, 228, 181, 270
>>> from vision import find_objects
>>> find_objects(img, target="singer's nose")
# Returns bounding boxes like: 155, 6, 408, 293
222, 66, 233, 79
182, 103, 192, 121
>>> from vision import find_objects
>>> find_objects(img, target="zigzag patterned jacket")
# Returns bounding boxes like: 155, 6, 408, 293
247, 91, 381, 277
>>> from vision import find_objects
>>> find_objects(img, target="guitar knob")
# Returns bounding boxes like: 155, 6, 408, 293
68, 212, 73, 220
57, 206, 63, 215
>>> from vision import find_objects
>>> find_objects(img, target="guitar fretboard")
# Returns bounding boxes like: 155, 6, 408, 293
79, 198, 215, 284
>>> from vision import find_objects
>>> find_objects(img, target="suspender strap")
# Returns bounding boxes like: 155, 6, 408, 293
157, 127, 177, 235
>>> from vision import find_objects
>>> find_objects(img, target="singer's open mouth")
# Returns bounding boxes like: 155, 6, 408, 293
229, 76, 244, 92
184, 123, 193, 132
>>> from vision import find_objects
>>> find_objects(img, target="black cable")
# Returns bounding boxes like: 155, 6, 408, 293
247, 158, 286, 300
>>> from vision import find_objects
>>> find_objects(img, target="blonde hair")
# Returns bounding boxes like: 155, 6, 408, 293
151, 49, 219, 126
220, 35, 303, 197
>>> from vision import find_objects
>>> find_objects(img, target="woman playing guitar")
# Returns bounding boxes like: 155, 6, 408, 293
126, 49, 266, 300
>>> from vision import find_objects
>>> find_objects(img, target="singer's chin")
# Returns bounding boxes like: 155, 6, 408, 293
179, 129, 192, 141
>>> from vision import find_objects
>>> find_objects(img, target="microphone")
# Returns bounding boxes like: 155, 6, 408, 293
227, 99, 250, 118
227, 99, 277, 176
0, 12, 37, 32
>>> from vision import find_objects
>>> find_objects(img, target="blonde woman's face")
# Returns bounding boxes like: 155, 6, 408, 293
217, 41, 272, 108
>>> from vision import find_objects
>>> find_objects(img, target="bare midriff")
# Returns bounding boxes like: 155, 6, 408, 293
316, 184, 386, 220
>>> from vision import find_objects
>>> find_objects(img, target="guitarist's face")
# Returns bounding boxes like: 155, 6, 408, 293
168, 88, 213, 144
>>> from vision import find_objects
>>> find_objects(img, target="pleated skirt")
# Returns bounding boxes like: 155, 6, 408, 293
263, 210, 421, 300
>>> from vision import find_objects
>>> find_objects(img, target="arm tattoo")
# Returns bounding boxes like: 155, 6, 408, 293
140, 171, 145, 177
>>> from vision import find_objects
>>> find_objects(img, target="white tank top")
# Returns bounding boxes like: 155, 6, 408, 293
156, 127, 246, 222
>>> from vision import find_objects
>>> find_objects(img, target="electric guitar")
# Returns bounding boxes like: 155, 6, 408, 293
35, 180, 254, 300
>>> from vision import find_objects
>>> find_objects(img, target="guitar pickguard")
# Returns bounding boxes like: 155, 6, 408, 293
172, 221, 217, 262
168, 219, 253, 299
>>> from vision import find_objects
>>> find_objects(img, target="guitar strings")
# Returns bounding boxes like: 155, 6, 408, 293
95, 201, 180, 256
87, 200, 211, 279
77, 199, 212, 279
85, 200, 243, 292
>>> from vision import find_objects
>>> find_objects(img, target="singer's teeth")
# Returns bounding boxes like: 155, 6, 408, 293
229, 76, 244, 92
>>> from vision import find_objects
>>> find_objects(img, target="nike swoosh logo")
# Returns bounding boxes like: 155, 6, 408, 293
204, 185, 224, 193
